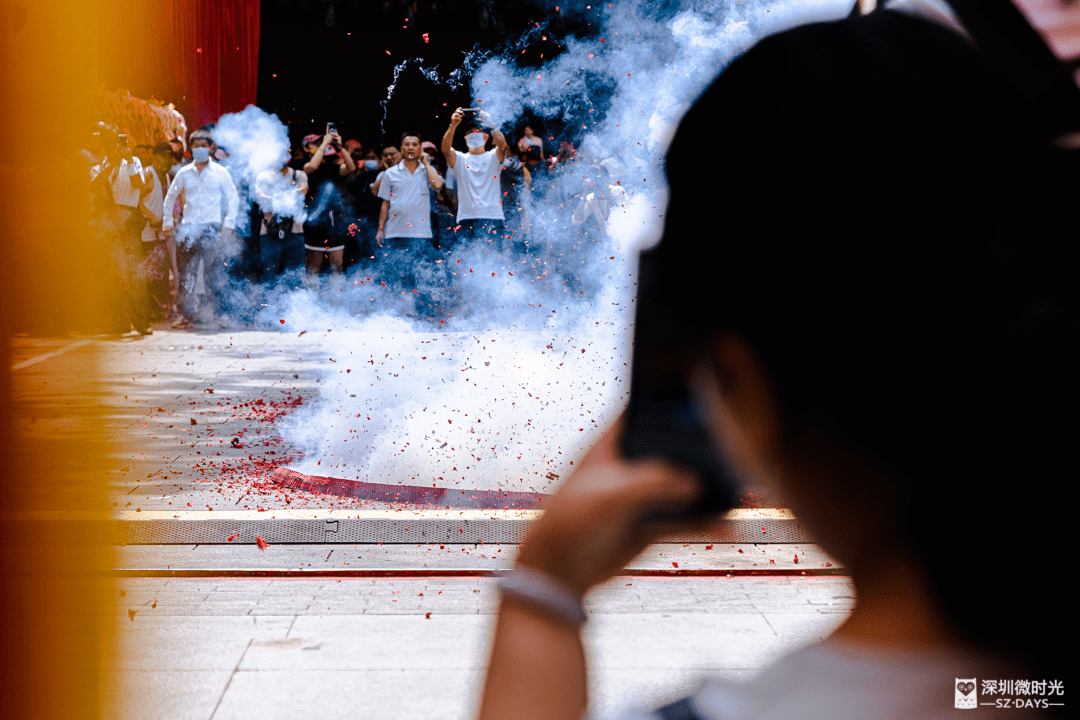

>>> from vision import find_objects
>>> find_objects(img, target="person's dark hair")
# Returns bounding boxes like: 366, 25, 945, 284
657, 11, 1074, 683
460, 121, 482, 136
134, 143, 153, 153
152, 142, 174, 157
189, 129, 213, 147
400, 131, 421, 145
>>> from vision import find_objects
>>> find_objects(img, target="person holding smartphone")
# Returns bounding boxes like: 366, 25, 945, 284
441, 107, 510, 253
299, 125, 355, 283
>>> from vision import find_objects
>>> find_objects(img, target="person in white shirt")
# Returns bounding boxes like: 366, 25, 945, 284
254, 159, 308, 282
89, 129, 150, 334
161, 130, 240, 327
441, 108, 510, 252
376, 133, 444, 311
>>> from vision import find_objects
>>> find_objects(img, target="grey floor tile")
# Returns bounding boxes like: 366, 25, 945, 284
108, 616, 294, 671
240, 615, 494, 671
101, 670, 233, 720
212, 669, 483, 720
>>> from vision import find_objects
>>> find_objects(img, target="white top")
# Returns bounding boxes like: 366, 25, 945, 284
90, 157, 145, 208
161, 159, 240, 230
572, 183, 629, 234
140, 167, 165, 242
255, 167, 308, 235
602, 640, 1033, 720
376, 161, 440, 239
451, 149, 504, 221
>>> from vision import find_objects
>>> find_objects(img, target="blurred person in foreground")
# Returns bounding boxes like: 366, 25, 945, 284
477, 2, 1077, 719
162, 129, 240, 328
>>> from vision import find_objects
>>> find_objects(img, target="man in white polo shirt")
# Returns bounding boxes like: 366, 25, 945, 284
441, 108, 509, 252
161, 129, 240, 327
376, 132, 444, 307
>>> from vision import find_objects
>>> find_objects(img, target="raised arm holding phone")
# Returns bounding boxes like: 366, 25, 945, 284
441, 107, 511, 253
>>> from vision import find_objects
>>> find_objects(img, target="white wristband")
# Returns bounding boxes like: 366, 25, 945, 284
498, 566, 587, 627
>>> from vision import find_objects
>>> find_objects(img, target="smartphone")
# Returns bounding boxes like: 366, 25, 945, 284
327, 122, 337, 134
620, 246, 740, 519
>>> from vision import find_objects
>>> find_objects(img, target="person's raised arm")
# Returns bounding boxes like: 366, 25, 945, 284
334, 132, 355, 176
481, 111, 509, 163
422, 153, 443, 190
442, 108, 463, 169
477, 418, 706, 720
492, 127, 509, 164
303, 134, 332, 174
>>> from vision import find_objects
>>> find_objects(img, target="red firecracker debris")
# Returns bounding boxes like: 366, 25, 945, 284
256, 536, 269, 550
425, 612, 432, 618
280, 319, 285, 324
423, 33, 430, 43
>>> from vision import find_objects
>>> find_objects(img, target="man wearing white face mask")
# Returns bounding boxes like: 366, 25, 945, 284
441, 107, 509, 252
162, 129, 240, 328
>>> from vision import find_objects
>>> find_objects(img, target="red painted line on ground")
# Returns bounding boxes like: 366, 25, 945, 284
269, 467, 550, 510
114, 567, 849, 578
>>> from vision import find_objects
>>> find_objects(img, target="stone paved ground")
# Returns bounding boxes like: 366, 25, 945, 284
13, 333, 843, 720
107, 575, 855, 720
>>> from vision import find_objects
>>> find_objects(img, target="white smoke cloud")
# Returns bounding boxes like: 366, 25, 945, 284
221, 0, 854, 495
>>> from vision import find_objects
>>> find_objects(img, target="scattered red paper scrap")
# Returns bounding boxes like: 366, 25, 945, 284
256, 536, 269, 550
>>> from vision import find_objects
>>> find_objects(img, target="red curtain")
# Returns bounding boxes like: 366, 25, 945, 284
98, 0, 260, 132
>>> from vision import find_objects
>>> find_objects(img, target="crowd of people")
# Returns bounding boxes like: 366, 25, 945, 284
83, 110, 622, 333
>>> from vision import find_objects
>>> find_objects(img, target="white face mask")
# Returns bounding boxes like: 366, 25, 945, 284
464, 132, 487, 150
192, 147, 211, 163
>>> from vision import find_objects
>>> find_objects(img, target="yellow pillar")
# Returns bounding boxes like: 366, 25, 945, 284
1, 0, 112, 717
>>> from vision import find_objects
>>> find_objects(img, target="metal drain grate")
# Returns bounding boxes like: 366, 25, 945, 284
115, 517, 813, 545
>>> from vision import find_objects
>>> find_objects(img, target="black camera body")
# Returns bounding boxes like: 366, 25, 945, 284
620, 246, 740, 518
